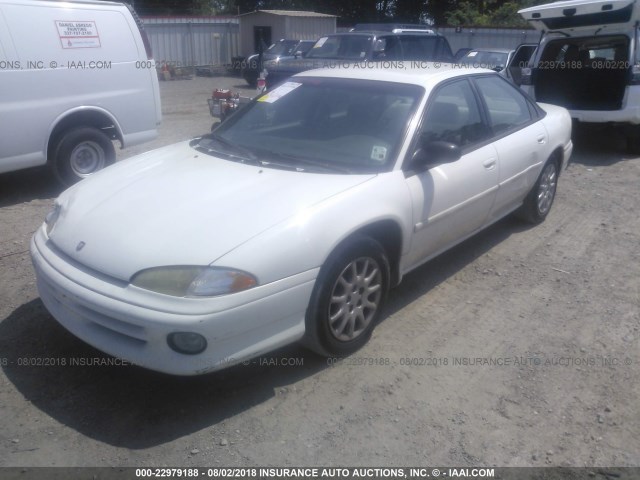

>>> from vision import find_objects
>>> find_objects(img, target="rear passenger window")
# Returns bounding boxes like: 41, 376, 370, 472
421, 79, 489, 148
474, 76, 532, 134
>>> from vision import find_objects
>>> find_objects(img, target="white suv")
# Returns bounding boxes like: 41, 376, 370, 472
518, 0, 640, 152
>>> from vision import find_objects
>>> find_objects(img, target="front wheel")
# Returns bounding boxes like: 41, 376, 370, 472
305, 236, 390, 356
516, 158, 559, 224
51, 127, 115, 186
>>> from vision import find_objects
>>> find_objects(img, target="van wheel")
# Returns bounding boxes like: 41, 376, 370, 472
305, 236, 389, 356
516, 157, 558, 224
52, 127, 115, 185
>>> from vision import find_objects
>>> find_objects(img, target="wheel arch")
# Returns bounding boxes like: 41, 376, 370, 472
549, 146, 564, 176
47, 107, 123, 162
326, 219, 404, 289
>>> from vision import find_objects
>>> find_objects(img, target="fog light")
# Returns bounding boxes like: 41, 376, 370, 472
167, 332, 207, 355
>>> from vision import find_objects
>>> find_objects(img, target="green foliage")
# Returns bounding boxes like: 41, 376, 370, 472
445, 1, 534, 27
132, 0, 540, 27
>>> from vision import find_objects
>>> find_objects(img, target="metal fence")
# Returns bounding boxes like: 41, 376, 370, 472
143, 18, 541, 70
143, 17, 240, 69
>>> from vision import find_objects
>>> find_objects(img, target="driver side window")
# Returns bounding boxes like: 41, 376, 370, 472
421, 79, 489, 149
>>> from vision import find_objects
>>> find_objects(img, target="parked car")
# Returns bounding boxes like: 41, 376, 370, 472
264, 31, 454, 89
0, 0, 161, 185
453, 47, 474, 62
350, 23, 434, 32
518, 0, 640, 152
31, 64, 572, 375
242, 39, 315, 87
457, 45, 537, 84
457, 48, 512, 71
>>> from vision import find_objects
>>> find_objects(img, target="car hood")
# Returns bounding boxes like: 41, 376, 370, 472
49, 141, 375, 281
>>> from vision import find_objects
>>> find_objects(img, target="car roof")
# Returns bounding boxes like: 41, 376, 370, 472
324, 31, 440, 37
293, 63, 495, 88
467, 48, 513, 54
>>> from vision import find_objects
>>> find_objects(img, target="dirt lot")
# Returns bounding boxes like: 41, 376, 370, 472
0, 76, 638, 470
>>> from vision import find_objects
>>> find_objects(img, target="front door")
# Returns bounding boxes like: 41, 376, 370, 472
404, 78, 499, 270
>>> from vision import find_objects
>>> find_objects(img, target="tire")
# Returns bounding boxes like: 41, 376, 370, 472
516, 157, 559, 224
305, 236, 390, 356
51, 127, 115, 186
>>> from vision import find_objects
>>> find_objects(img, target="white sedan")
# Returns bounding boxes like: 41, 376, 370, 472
31, 64, 573, 375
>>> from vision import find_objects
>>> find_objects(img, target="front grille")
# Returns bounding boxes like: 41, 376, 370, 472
38, 273, 147, 347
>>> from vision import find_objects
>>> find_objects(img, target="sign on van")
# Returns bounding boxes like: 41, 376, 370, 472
55, 20, 101, 48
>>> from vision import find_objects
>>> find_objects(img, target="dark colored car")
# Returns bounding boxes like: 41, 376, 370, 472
242, 39, 315, 87
264, 31, 454, 89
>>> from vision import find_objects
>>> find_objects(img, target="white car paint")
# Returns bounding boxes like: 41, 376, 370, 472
31, 64, 573, 375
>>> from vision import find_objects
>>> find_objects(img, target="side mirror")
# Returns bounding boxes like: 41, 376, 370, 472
411, 140, 461, 169
492, 65, 505, 72
294, 50, 304, 58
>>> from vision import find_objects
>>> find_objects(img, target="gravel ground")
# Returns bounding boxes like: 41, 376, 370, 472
0, 76, 638, 470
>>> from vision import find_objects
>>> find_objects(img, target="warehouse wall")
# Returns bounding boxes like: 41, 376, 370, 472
143, 16, 240, 67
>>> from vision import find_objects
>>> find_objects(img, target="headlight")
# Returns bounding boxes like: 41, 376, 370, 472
45, 203, 61, 236
130, 266, 258, 297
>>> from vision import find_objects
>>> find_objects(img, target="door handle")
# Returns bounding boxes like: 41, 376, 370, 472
483, 158, 497, 170
537, 135, 546, 144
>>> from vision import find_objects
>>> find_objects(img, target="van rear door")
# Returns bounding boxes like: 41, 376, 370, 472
519, 0, 639, 33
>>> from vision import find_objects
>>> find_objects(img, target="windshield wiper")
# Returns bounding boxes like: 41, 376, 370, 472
259, 150, 353, 173
197, 134, 261, 165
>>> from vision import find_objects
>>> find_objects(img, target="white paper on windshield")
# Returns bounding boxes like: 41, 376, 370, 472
314, 37, 328, 48
467, 51, 478, 57
371, 145, 387, 162
258, 81, 302, 103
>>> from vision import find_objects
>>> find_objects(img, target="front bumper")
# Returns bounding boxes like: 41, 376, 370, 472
30, 227, 317, 375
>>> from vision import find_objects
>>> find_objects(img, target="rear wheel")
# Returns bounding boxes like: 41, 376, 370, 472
51, 127, 115, 186
516, 157, 559, 224
305, 236, 389, 356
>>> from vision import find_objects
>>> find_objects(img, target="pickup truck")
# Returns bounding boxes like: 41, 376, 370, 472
264, 31, 454, 89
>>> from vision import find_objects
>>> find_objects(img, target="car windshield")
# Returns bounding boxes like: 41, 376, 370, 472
458, 50, 509, 69
306, 35, 373, 60
266, 40, 299, 56
196, 77, 423, 173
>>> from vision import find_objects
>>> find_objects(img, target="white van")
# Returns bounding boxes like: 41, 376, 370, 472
0, 0, 161, 184
518, 0, 640, 152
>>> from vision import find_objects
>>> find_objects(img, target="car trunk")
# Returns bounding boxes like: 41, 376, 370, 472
534, 35, 630, 110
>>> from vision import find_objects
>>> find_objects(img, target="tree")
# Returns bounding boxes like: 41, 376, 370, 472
444, 0, 535, 27
393, 0, 428, 23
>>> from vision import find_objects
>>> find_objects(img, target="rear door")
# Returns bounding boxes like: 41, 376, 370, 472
472, 75, 548, 222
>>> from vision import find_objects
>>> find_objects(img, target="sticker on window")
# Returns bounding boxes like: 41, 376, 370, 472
314, 37, 328, 48
257, 81, 302, 103
371, 145, 387, 163
467, 51, 478, 57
